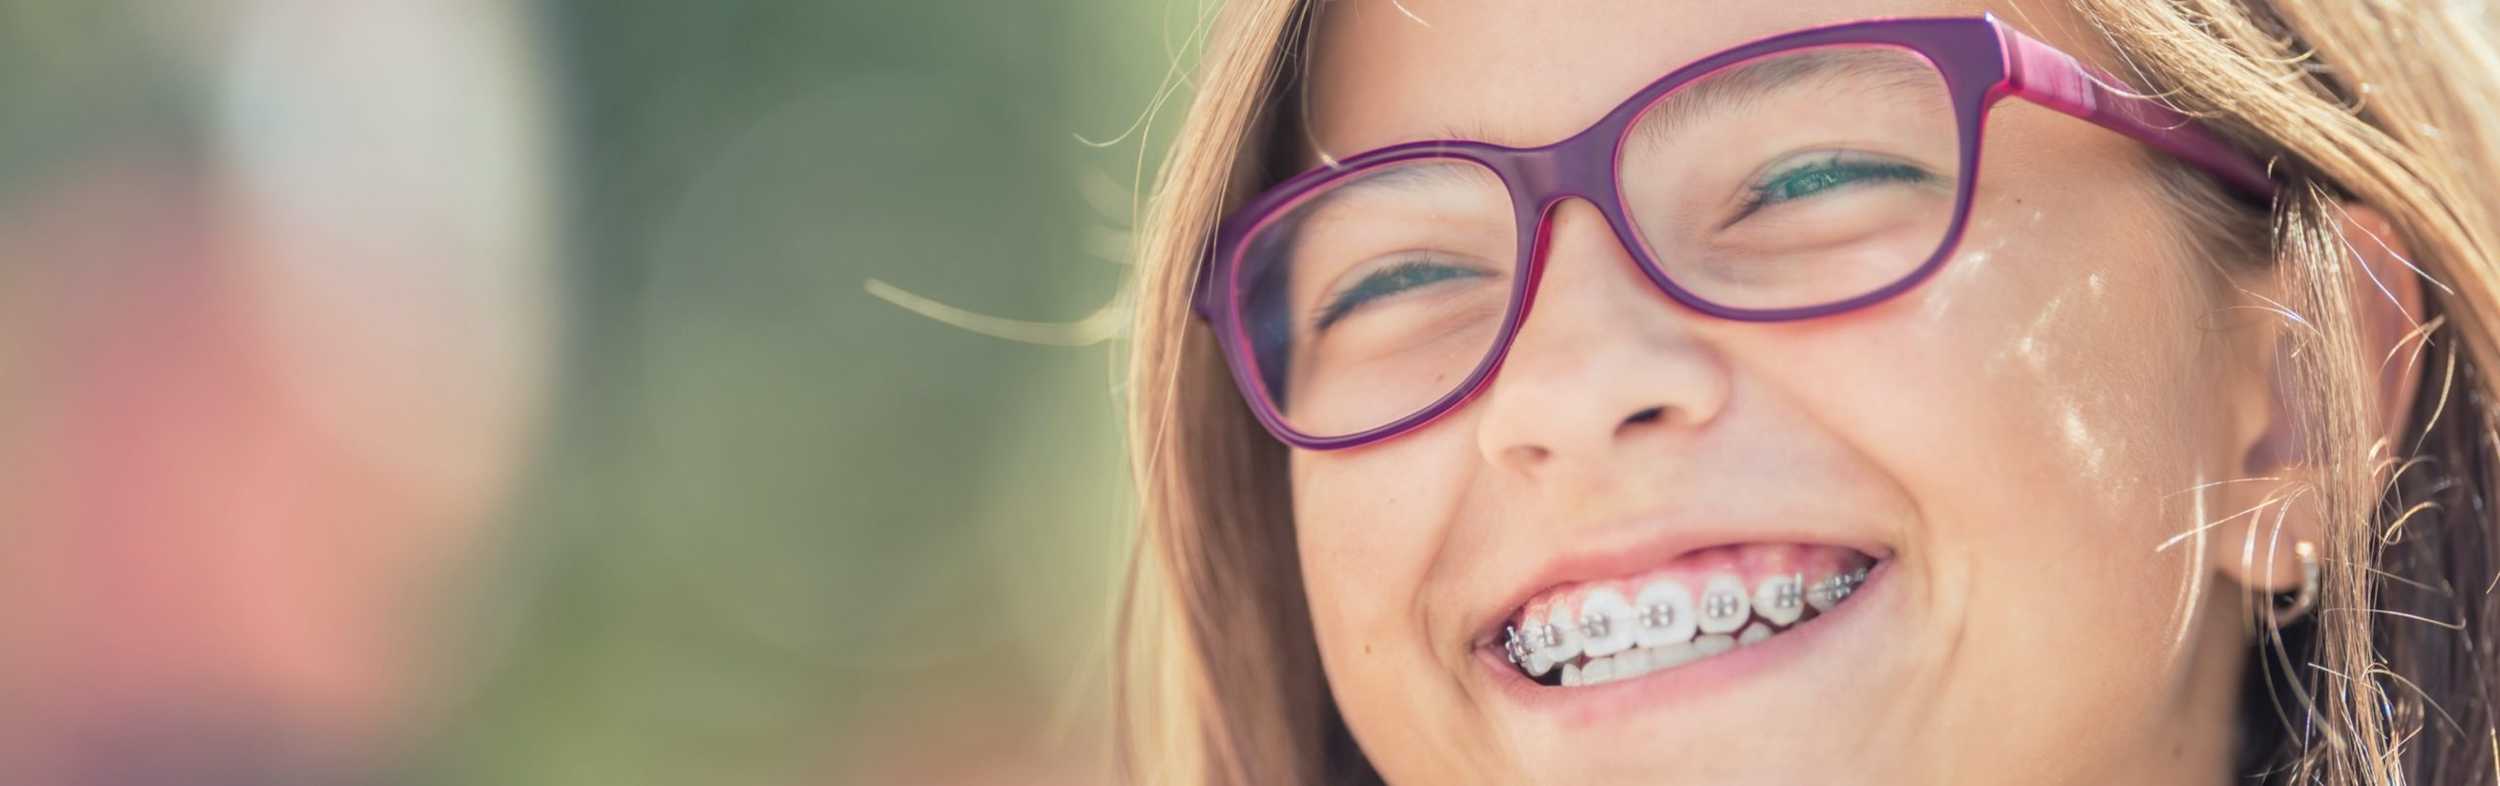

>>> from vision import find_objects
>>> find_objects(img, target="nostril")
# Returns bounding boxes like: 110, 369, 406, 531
1623, 406, 1666, 426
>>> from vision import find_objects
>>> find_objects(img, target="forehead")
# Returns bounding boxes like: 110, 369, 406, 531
1301, 0, 2048, 155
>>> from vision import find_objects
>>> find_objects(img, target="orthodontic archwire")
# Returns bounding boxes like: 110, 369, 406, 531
1502, 568, 1867, 666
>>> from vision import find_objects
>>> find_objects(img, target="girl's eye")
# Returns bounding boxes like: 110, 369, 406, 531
1313, 259, 1492, 332
1729, 153, 1933, 223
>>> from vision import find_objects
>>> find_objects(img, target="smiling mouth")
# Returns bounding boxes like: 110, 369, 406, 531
1497, 545, 1879, 688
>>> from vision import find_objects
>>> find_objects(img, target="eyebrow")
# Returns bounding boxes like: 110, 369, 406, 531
1298, 49, 1941, 182
1629, 48, 1944, 148
1302, 115, 1500, 168
1294, 159, 1501, 216
1287, 50, 1944, 206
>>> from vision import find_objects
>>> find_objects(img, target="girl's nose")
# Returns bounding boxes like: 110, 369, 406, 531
1473, 199, 1733, 480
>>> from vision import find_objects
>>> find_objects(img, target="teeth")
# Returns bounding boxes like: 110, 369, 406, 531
1512, 562, 1878, 688
1537, 606, 1583, 661
1807, 584, 1838, 613
1649, 640, 1700, 669
1621, 647, 1651, 672
1616, 648, 1656, 681
1697, 575, 1750, 634
1754, 573, 1805, 626
1525, 650, 1556, 677
1738, 622, 1773, 646
1807, 567, 1869, 613
1578, 588, 1636, 657
1631, 579, 1697, 648
1583, 655, 1617, 686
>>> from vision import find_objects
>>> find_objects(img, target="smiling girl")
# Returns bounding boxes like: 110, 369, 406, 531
1114, 2, 2500, 784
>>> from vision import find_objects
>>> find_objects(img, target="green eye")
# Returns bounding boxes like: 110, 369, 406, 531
1314, 259, 1491, 331
1733, 154, 1932, 220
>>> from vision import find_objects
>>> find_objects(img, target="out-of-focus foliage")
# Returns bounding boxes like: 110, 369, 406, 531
0, 0, 1185, 784
435, 2, 1179, 785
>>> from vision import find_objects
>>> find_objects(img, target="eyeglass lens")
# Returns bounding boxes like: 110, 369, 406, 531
1234, 45, 1965, 439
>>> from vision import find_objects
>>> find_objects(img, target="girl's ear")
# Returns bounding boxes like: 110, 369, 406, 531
2341, 203, 2429, 441
2219, 202, 2425, 596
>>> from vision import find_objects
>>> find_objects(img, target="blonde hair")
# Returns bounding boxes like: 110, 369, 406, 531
1115, 2, 2500, 784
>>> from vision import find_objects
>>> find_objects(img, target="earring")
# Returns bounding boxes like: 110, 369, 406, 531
2265, 540, 2320, 627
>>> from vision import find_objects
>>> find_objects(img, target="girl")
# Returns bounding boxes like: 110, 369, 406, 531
1117, 1, 2500, 783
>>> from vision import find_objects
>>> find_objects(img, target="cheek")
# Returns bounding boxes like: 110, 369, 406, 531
1756, 182, 2245, 736
1796, 208, 2231, 522
1286, 427, 1498, 775
1872, 176, 2237, 533
1289, 431, 1480, 666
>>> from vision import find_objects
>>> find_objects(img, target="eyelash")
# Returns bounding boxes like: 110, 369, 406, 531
1304, 155, 1926, 330
1730, 153, 1931, 222
1313, 258, 1491, 331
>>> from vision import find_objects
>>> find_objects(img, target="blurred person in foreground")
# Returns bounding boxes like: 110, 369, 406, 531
0, 2, 556, 784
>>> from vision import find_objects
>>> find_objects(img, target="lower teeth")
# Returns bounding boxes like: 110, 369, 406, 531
1535, 619, 1786, 687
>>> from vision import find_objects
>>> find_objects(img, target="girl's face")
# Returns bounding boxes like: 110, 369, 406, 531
1286, 2, 2284, 783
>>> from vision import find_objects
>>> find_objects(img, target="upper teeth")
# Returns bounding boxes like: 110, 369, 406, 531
1503, 567, 1868, 683
1806, 567, 1870, 612
1697, 575, 1750, 634
1754, 573, 1806, 626
1538, 607, 1582, 661
1631, 579, 1696, 649
1578, 588, 1637, 657
1503, 627, 1534, 664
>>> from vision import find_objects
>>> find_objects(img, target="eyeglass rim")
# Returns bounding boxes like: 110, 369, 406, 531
1191, 13, 2279, 451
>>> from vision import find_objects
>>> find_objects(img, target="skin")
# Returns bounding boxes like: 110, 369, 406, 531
1274, 1, 2395, 783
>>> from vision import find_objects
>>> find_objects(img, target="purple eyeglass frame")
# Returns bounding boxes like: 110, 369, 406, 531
1189, 14, 2277, 451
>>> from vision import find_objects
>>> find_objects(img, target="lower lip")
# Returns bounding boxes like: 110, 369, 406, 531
1474, 559, 1894, 728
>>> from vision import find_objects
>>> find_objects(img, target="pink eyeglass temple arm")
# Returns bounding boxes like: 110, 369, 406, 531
1995, 24, 2277, 200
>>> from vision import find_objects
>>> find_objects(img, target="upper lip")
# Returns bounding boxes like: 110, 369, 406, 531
1468, 513, 1895, 650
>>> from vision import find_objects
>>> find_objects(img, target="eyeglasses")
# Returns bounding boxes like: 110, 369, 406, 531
1190, 14, 2275, 450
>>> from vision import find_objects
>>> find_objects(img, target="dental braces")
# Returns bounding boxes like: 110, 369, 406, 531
1810, 567, 1870, 605
1773, 578, 1805, 610
1502, 568, 1869, 666
1703, 590, 1746, 621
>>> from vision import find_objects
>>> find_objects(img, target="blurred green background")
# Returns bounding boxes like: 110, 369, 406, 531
0, 1, 1181, 784
447, 2, 1161, 784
